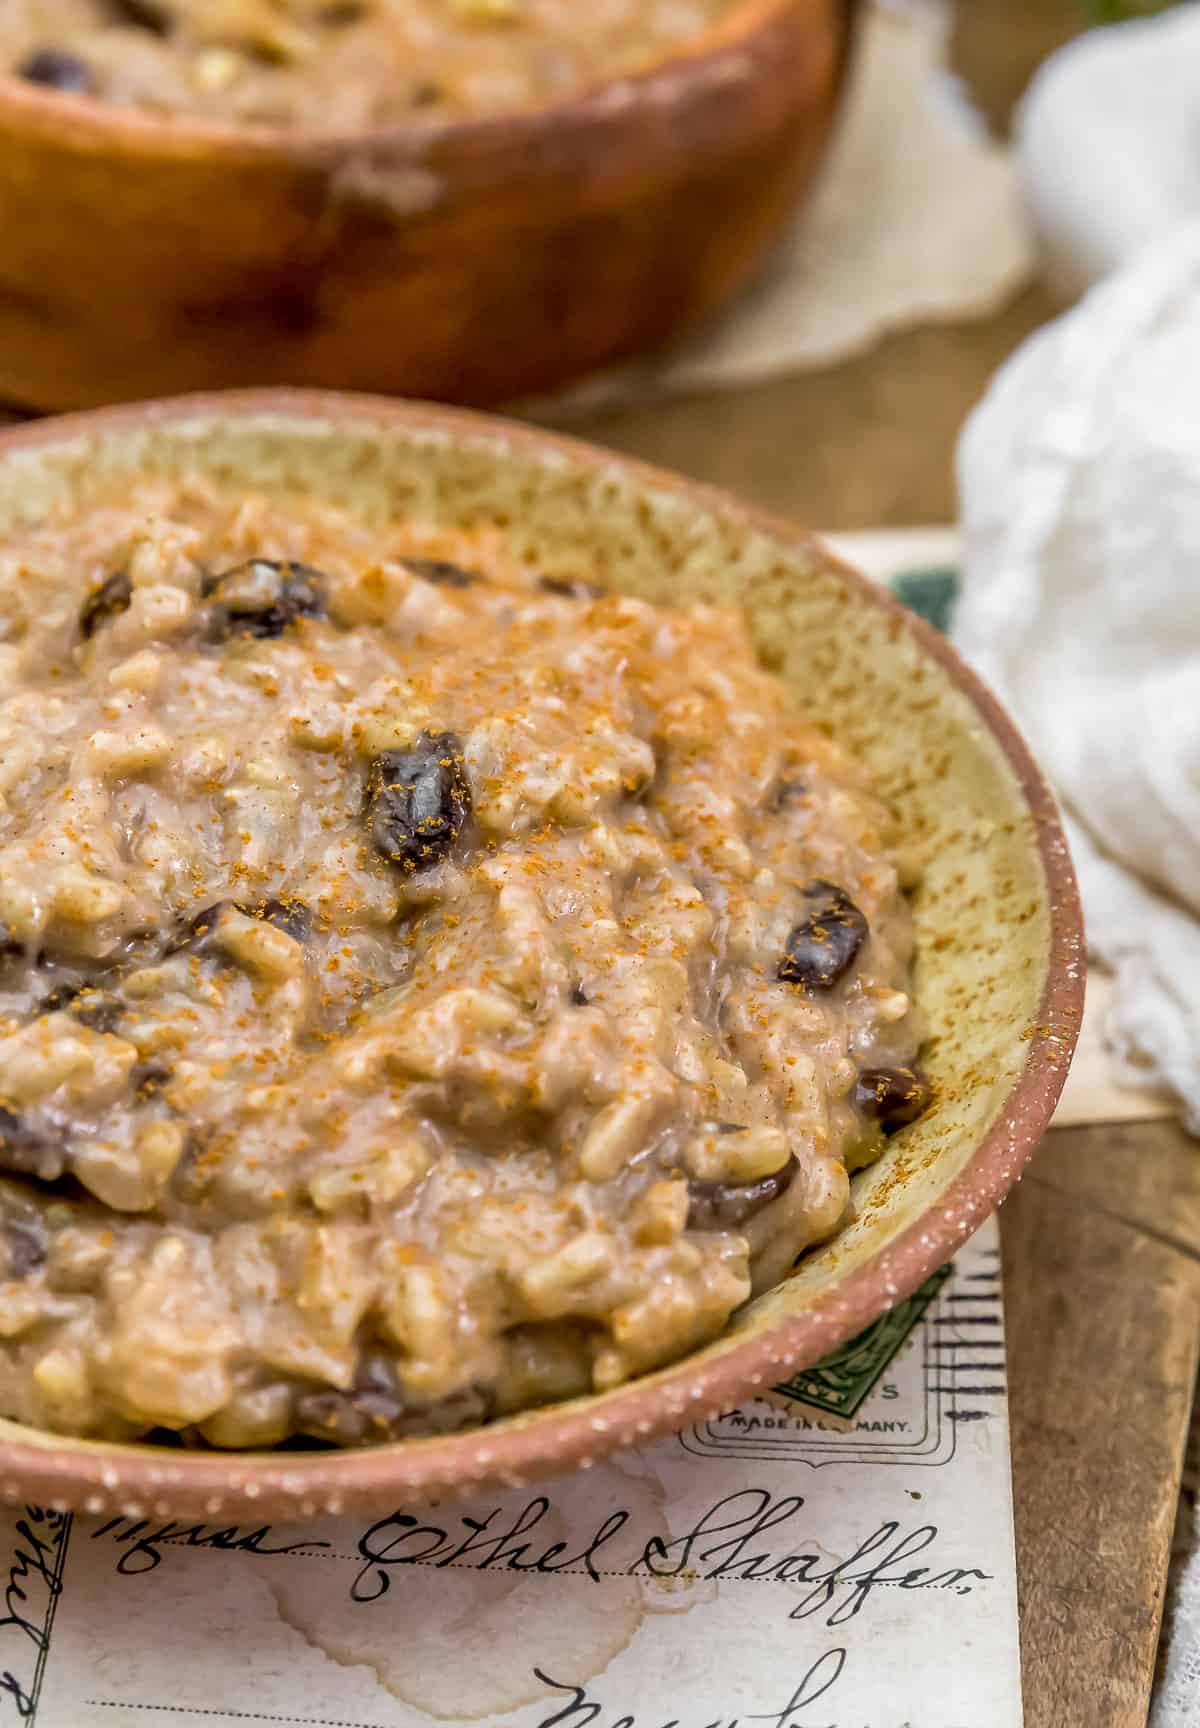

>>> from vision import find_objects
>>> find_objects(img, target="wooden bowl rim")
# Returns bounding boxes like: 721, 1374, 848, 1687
0, 0, 826, 159
0, 389, 1084, 1519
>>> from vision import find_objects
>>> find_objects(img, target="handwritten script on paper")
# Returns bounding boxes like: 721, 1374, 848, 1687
82, 1495, 991, 1621
0, 1219, 1023, 1728
528, 1653, 851, 1728
1, 1506, 986, 1726
346, 1495, 991, 1624
0, 1508, 68, 1719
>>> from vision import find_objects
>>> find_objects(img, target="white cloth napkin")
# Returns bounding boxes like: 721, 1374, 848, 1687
1017, 6, 1200, 298
952, 222, 1200, 1132
953, 226, 1200, 1728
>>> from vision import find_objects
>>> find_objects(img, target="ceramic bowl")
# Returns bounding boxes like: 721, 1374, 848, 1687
0, 391, 1083, 1518
0, 0, 852, 412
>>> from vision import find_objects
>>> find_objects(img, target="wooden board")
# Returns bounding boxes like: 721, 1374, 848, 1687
1003, 1123, 1200, 1728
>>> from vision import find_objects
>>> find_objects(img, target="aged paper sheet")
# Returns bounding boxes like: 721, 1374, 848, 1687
0, 1219, 1020, 1728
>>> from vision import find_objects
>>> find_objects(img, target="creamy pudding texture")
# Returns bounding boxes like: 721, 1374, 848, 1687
5, 0, 734, 126
0, 477, 928, 1447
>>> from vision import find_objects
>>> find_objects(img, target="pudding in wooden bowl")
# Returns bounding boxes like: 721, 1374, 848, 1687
9, 0, 755, 127
0, 0, 853, 410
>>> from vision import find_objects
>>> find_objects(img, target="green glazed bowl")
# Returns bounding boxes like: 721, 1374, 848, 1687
0, 393, 1084, 1519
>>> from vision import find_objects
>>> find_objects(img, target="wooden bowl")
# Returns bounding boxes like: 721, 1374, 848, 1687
0, 391, 1083, 1518
0, 0, 852, 412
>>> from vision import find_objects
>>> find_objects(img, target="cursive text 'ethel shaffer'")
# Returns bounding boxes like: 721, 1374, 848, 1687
351, 1488, 990, 1629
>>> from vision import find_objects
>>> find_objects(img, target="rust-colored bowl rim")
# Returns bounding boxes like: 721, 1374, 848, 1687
0, 0, 826, 157
0, 391, 1083, 1521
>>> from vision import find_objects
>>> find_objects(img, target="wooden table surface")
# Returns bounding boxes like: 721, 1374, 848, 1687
556, 6, 1200, 1724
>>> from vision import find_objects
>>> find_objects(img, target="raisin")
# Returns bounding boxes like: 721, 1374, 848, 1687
38, 983, 75, 1016
687, 1154, 798, 1232
778, 881, 868, 992
171, 901, 233, 952
401, 557, 479, 589
295, 1356, 407, 1446
140, 1428, 192, 1450
111, 0, 171, 28
79, 571, 132, 639
17, 48, 93, 91
771, 778, 808, 810
0, 1107, 67, 1184
538, 575, 606, 600
854, 1066, 931, 1135
72, 990, 123, 1034
253, 898, 312, 943
40, 981, 123, 1034
570, 983, 590, 1006
132, 1059, 171, 1099
1, 1217, 46, 1279
204, 560, 327, 640
34, 967, 86, 1009
365, 732, 472, 873
171, 897, 311, 963
169, 1135, 211, 1204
